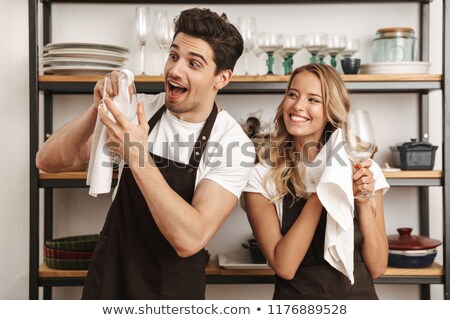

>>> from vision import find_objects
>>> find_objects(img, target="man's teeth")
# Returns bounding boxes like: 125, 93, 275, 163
290, 115, 309, 122
169, 81, 185, 89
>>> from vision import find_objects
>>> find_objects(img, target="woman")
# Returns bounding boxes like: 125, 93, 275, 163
243, 64, 389, 299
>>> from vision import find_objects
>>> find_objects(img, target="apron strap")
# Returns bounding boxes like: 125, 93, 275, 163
188, 102, 218, 169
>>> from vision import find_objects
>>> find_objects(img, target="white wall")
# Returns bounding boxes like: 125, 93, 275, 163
0, 0, 445, 300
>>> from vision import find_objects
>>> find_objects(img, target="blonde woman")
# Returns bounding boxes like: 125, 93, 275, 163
243, 64, 389, 299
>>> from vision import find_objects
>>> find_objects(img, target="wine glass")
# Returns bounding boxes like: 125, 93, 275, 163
317, 48, 328, 64
135, 7, 151, 75
257, 33, 283, 75
342, 110, 376, 199
327, 34, 347, 68
303, 33, 327, 64
155, 11, 174, 74
237, 16, 257, 75
281, 34, 302, 75
341, 37, 360, 59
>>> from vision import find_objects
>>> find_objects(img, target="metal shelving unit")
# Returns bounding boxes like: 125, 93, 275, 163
29, 0, 449, 300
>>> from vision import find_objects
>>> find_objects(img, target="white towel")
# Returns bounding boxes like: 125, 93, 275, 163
303, 128, 355, 284
87, 69, 137, 197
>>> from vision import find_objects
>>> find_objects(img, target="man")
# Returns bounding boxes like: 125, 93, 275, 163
36, 8, 254, 299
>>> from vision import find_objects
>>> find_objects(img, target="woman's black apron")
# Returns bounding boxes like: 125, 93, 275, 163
273, 185, 378, 300
82, 104, 217, 299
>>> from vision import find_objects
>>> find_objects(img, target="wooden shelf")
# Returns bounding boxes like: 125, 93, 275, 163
38, 261, 444, 286
39, 74, 443, 83
38, 170, 443, 188
38, 74, 443, 94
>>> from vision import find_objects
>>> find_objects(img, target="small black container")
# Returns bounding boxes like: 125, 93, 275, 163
390, 139, 438, 170
341, 58, 361, 74
242, 239, 266, 264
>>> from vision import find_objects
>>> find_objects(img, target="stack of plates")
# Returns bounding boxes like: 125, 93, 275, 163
42, 42, 129, 75
44, 234, 99, 270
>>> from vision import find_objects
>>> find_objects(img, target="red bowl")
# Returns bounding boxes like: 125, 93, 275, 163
44, 246, 93, 260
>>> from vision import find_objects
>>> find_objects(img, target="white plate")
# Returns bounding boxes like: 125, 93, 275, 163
42, 57, 125, 67
218, 253, 269, 269
360, 61, 431, 74
43, 50, 127, 62
44, 42, 129, 53
43, 65, 121, 75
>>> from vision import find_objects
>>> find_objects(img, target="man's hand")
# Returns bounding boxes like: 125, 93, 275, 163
99, 97, 149, 167
93, 71, 120, 108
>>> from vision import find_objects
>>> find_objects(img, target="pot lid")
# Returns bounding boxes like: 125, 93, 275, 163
388, 228, 442, 250
396, 139, 438, 151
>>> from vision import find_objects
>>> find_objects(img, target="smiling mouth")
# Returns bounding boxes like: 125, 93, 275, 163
290, 114, 310, 123
168, 80, 188, 96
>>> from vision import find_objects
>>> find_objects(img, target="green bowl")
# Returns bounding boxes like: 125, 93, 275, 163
44, 256, 91, 270
45, 234, 99, 251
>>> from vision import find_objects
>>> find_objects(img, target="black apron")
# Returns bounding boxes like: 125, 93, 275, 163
82, 104, 218, 300
273, 183, 378, 300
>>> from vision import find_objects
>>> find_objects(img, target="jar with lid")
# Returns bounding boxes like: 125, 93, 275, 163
372, 27, 416, 62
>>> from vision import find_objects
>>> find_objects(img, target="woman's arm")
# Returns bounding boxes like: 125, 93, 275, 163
244, 192, 323, 280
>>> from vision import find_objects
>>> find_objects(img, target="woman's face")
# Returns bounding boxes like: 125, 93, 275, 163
282, 70, 328, 149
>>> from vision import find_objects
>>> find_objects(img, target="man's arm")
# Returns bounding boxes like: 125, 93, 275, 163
36, 73, 120, 172
35, 104, 97, 172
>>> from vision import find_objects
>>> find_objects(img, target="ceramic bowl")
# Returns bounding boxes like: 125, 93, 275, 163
388, 249, 437, 268
341, 58, 361, 74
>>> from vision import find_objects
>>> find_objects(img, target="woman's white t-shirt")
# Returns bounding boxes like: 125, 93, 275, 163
244, 161, 390, 224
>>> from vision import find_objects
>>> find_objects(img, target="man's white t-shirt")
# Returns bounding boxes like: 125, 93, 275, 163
116, 92, 255, 198
244, 161, 390, 225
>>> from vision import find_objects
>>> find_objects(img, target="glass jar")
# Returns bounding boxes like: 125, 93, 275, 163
372, 27, 416, 62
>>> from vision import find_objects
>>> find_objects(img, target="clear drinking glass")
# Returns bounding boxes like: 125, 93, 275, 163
135, 7, 151, 75
155, 11, 174, 74
327, 34, 347, 68
303, 33, 327, 64
342, 110, 377, 199
257, 33, 283, 75
342, 37, 360, 59
237, 16, 257, 75
281, 34, 302, 74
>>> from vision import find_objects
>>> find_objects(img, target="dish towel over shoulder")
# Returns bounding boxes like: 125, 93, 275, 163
303, 128, 355, 284
87, 69, 137, 197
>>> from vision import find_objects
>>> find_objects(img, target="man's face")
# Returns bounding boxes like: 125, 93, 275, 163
164, 32, 220, 122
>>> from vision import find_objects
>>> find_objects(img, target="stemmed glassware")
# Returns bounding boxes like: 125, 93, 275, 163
317, 48, 328, 64
281, 35, 303, 75
327, 34, 347, 68
237, 16, 257, 75
303, 33, 328, 64
257, 33, 283, 75
341, 37, 360, 59
342, 109, 377, 199
135, 7, 151, 75
155, 11, 174, 74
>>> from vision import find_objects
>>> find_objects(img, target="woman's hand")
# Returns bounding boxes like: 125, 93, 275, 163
352, 159, 375, 202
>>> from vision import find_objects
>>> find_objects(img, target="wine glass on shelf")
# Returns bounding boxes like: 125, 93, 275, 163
342, 109, 377, 199
135, 6, 151, 75
257, 33, 283, 75
237, 16, 257, 75
155, 11, 174, 75
341, 37, 360, 59
327, 34, 347, 68
317, 48, 328, 64
303, 33, 328, 64
281, 34, 303, 75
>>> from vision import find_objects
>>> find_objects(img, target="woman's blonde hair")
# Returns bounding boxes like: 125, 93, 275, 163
255, 63, 351, 202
